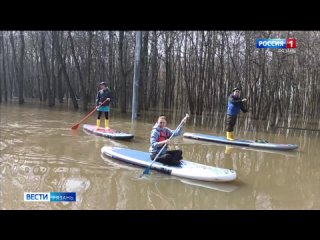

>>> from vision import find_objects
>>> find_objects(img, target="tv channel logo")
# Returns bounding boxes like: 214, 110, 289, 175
50, 192, 76, 202
24, 192, 76, 202
256, 38, 296, 49
24, 192, 50, 202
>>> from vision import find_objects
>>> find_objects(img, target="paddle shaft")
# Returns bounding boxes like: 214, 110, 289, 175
71, 98, 109, 130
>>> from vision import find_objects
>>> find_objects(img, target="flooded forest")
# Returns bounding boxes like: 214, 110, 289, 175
0, 31, 319, 130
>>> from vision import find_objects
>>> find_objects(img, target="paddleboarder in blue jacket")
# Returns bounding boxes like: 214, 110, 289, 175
226, 87, 248, 140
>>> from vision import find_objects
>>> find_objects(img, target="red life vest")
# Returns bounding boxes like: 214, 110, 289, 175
157, 130, 170, 142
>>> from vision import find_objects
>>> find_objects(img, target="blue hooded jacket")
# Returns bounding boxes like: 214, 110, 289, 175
227, 94, 247, 116
149, 122, 184, 156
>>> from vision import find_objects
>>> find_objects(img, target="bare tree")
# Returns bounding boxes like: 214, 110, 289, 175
139, 31, 149, 111
118, 31, 134, 113
40, 31, 54, 106
54, 31, 78, 109
0, 32, 3, 102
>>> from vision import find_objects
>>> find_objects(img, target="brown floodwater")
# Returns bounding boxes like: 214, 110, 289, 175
0, 102, 319, 209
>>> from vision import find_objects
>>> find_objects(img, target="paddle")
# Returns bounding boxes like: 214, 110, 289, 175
140, 113, 189, 178
71, 98, 109, 130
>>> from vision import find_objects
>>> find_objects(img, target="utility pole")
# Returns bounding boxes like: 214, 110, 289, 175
132, 31, 142, 120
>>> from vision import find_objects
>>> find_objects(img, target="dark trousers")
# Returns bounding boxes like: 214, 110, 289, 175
226, 115, 237, 132
151, 150, 183, 166
97, 111, 109, 120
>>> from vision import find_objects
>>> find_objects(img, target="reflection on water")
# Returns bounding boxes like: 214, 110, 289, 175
0, 102, 320, 209
0, 154, 94, 209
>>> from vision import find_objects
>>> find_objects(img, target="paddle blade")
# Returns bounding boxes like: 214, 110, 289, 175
140, 168, 150, 178
71, 123, 80, 130
143, 168, 150, 175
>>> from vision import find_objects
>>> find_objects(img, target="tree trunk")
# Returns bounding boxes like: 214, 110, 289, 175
57, 66, 63, 103
139, 31, 149, 111
69, 31, 86, 110
9, 32, 19, 101
108, 31, 117, 107
118, 31, 127, 113
40, 32, 54, 107
54, 31, 78, 109
0, 33, 3, 103
51, 31, 56, 106
1, 33, 7, 102
184, 32, 195, 115
85, 31, 93, 111
149, 31, 158, 109
18, 31, 25, 104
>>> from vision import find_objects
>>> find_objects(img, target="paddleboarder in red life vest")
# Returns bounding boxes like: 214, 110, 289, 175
96, 82, 112, 130
226, 87, 248, 140
149, 115, 187, 166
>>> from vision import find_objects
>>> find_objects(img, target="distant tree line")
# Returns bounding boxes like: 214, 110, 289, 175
0, 31, 319, 125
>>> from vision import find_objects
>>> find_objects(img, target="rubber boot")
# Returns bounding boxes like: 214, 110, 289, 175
105, 119, 110, 130
226, 131, 235, 141
96, 119, 101, 130
230, 131, 235, 140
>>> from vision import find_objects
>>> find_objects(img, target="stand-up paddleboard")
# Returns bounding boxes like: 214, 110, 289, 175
83, 124, 134, 140
101, 146, 237, 182
182, 138, 299, 157
180, 179, 238, 192
183, 132, 298, 150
